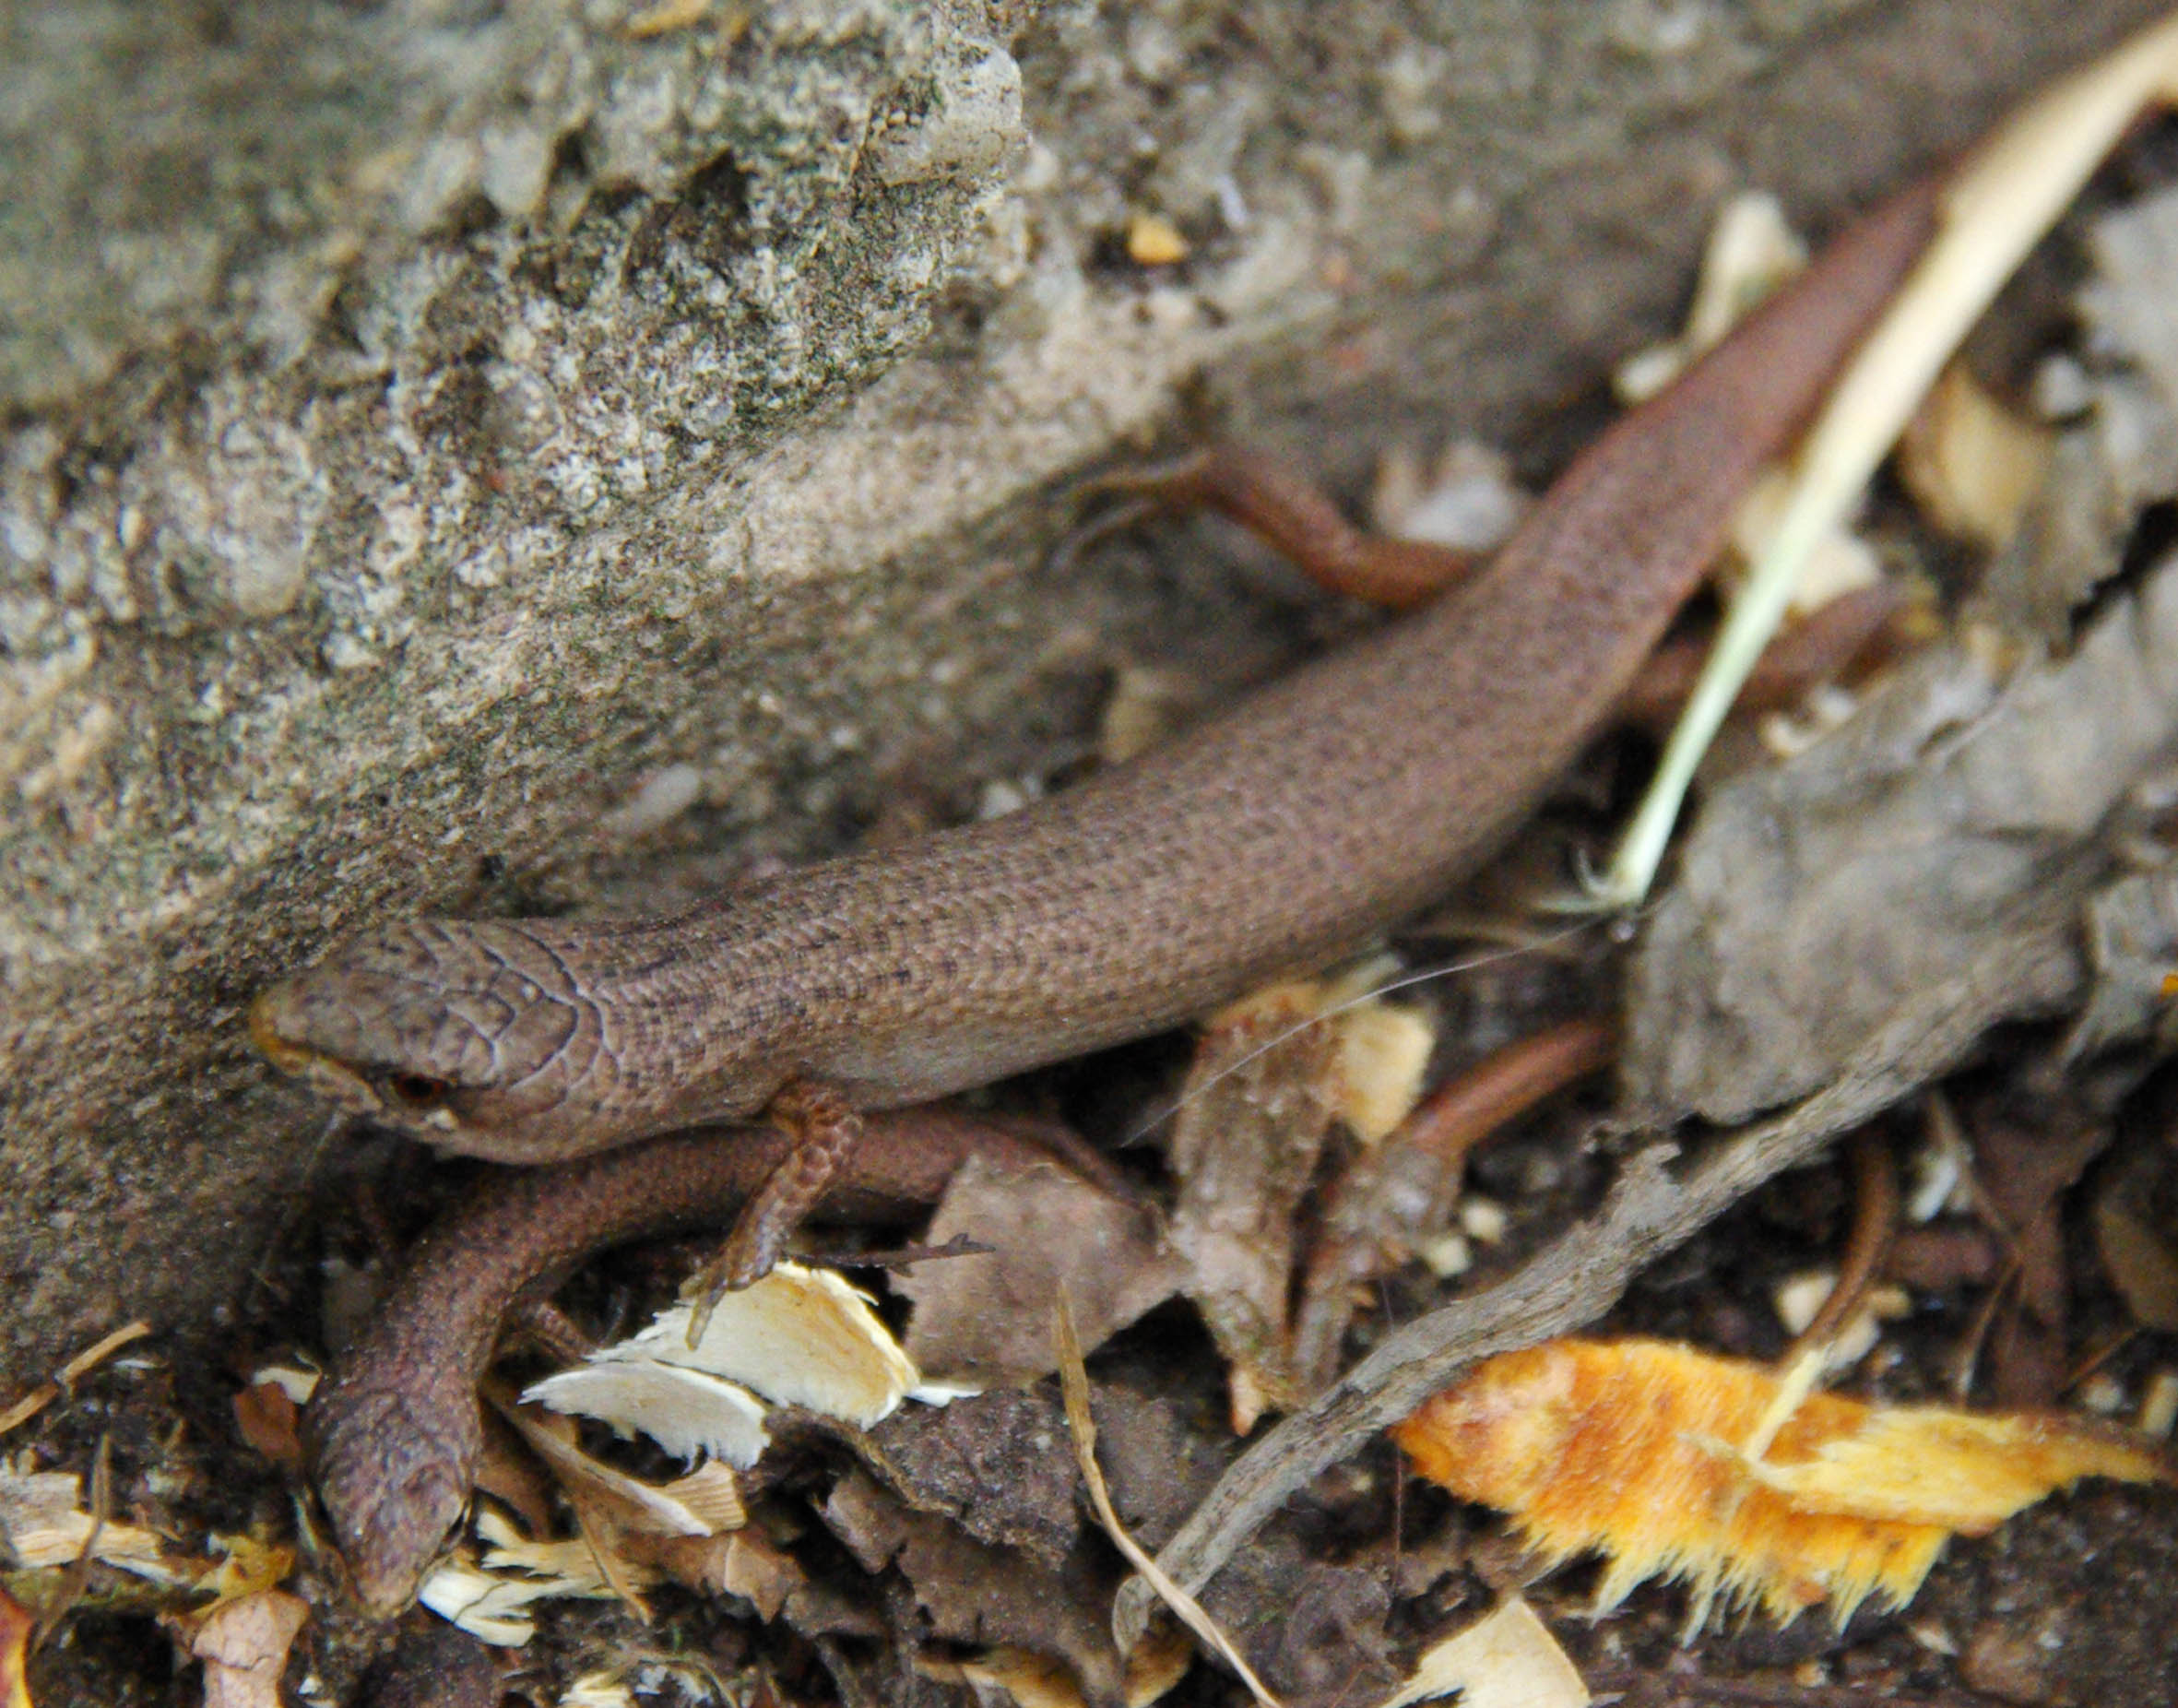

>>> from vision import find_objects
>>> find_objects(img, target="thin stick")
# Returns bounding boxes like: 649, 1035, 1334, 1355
1781, 1129, 1898, 1367
1054, 1294, 1284, 1708
1112, 923, 2080, 1651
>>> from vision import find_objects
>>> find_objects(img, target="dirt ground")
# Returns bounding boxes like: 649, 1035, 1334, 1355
17, 926, 2178, 1704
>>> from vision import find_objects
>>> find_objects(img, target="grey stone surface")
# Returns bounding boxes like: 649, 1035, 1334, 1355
1, 0, 2167, 1378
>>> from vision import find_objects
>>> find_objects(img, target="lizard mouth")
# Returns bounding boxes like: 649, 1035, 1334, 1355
248, 988, 358, 1095
248, 987, 462, 1133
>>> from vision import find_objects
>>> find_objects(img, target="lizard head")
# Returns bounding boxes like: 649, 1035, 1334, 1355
250, 917, 734, 1161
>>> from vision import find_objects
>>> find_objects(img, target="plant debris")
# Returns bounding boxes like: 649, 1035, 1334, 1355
1166, 973, 1433, 1423
527, 1261, 919, 1459
1394, 1337, 2172, 1631
30, 23, 2178, 1708
173, 1588, 308, 1708
1378, 1596, 1587, 1708
900, 1151, 1184, 1387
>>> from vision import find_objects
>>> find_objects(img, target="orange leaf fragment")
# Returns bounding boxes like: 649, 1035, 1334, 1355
0, 1584, 30, 1708
1393, 1337, 2172, 1630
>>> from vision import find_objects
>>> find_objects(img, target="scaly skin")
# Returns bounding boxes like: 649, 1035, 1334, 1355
252, 178, 1938, 1170
310, 1106, 1093, 1616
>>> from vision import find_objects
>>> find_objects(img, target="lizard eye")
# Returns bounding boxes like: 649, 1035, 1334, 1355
378, 1069, 454, 1110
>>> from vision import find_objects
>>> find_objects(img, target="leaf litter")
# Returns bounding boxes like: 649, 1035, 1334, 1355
29, 28, 2178, 1708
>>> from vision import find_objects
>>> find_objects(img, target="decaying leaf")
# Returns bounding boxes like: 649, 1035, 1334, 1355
1169, 981, 1343, 1419
900, 1152, 1182, 1387
1296, 1016, 1613, 1395
645, 1525, 805, 1619
823, 1468, 1125, 1704
1394, 1338, 2170, 1630
1193, 1536, 1396, 1703
1626, 548, 2178, 1126
1167, 974, 1434, 1422
2065, 869, 2178, 1062
1628, 166, 2178, 1124
183, 1589, 308, 1708
1602, 14, 2178, 909
1379, 1596, 1587, 1708
866, 1387, 1087, 1570
1966, 1094, 2110, 1406
1054, 1299, 1282, 1708
924, 1645, 1088, 1708
2095, 1163, 2178, 1334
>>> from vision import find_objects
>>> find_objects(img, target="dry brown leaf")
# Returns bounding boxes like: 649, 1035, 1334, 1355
1379, 1596, 1588, 1708
900, 1154, 1181, 1387
1168, 975, 1432, 1422
184, 1589, 308, 1708
231, 1382, 302, 1474
2095, 1192, 2178, 1333
640, 1526, 803, 1619
929, 1645, 1088, 1708
1123, 1621, 1195, 1708
1395, 1338, 2171, 1631
1169, 982, 1341, 1419
1968, 1096, 2107, 1406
